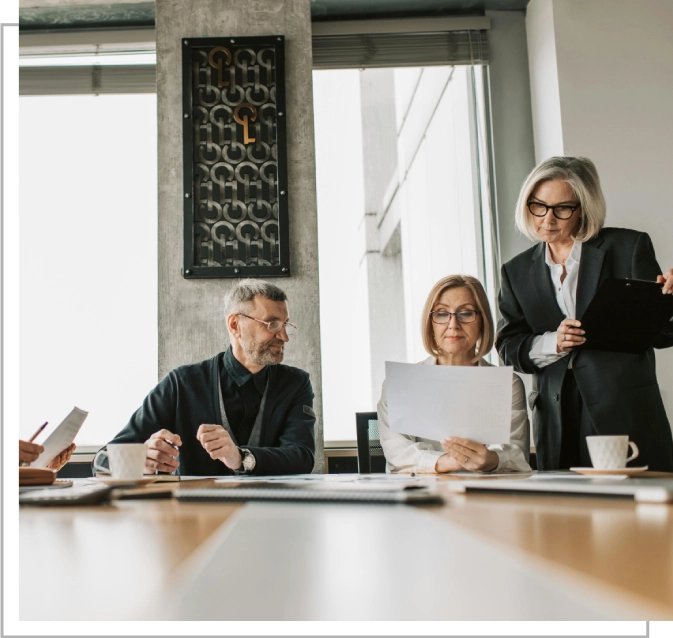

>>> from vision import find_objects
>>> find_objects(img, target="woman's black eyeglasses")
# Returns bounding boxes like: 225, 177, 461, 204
527, 200, 581, 220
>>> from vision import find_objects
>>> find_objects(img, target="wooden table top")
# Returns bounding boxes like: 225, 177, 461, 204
432, 491, 673, 618
18, 476, 673, 620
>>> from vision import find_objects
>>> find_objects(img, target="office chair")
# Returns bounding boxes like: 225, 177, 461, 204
355, 411, 386, 473
529, 452, 537, 470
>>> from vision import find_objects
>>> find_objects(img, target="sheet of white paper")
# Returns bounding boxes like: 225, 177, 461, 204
385, 361, 512, 444
32, 407, 88, 468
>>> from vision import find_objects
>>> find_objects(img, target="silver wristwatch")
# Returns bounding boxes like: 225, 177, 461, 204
238, 447, 256, 473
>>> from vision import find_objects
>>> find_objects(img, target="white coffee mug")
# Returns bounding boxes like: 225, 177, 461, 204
586, 435, 639, 470
93, 443, 146, 479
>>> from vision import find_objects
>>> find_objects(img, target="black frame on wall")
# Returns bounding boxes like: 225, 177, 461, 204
181, 35, 289, 279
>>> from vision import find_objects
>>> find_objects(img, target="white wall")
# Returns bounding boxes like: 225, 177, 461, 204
526, 0, 673, 425
525, 0, 564, 163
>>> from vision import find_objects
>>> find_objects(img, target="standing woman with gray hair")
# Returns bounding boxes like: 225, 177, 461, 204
497, 157, 673, 471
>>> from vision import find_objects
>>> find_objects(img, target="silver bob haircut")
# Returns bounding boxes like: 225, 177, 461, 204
515, 156, 606, 243
223, 279, 288, 317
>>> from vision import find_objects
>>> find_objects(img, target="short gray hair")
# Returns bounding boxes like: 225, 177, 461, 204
223, 279, 288, 317
515, 156, 606, 242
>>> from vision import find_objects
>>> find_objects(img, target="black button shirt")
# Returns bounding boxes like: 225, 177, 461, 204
219, 347, 268, 446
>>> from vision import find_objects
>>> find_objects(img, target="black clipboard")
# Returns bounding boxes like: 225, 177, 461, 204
579, 278, 673, 354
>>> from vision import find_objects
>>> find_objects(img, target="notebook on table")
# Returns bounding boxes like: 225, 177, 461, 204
446, 476, 673, 503
19, 467, 56, 486
174, 485, 444, 505
19, 483, 112, 506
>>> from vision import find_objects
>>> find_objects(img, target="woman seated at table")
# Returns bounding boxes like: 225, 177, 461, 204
378, 275, 531, 474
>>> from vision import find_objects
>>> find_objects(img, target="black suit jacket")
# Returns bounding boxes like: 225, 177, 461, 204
496, 227, 673, 471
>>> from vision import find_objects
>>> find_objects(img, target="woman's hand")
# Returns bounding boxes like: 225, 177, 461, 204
435, 453, 463, 473
657, 269, 673, 294
441, 437, 499, 473
19, 440, 44, 464
47, 443, 76, 471
556, 318, 585, 353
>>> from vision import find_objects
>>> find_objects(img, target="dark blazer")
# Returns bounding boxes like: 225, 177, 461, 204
496, 227, 673, 471
106, 353, 316, 475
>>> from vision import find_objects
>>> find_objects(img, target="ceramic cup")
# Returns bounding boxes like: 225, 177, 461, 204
586, 435, 639, 470
92, 443, 146, 479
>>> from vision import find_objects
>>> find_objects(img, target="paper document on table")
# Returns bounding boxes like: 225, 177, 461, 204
32, 407, 88, 468
385, 362, 512, 444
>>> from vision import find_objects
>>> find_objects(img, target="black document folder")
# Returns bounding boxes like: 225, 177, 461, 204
580, 278, 673, 354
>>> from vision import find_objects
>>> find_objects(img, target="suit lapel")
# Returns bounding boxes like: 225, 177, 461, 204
576, 235, 606, 319
529, 242, 565, 329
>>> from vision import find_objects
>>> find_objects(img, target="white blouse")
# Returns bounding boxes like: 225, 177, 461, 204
529, 240, 582, 368
377, 356, 532, 474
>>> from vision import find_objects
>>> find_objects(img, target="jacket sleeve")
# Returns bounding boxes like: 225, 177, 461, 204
487, 372, 532, 472
377, 380, 443, 474
93, 374, 179, 471
245, 374, 316, 475
496, 264, 543, 374
632, 232, 673, 349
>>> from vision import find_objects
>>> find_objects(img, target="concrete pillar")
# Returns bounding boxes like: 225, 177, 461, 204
485, 10, 536, 264
156, 0, 323, 471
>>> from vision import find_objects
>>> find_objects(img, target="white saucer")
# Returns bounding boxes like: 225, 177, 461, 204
570, 466, 649, 477
91, 476, 159, 487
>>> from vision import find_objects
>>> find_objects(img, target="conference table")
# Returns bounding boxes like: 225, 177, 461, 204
19, 474, 673, 621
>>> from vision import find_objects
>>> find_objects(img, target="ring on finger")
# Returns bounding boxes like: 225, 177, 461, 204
463, 456, 469, 464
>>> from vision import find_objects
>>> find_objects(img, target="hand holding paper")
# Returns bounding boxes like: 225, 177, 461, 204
385, 362, 512, 444
32, 407, 88, 469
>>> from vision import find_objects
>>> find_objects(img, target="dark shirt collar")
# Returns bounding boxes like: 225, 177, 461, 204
224, 346, 267, 392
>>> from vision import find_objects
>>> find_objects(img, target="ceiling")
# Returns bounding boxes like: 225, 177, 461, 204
19, 0, 529, 32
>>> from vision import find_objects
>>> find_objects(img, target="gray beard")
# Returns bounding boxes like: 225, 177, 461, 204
242, 339, 285, 366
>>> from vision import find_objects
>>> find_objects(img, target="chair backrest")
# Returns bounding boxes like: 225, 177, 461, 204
355, 411, 386, 473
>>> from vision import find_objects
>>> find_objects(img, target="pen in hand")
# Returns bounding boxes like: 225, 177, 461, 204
164, 438, 180, 452
158, 438, 180, 475
29, 421, 48, 443
20, 422, 48, 466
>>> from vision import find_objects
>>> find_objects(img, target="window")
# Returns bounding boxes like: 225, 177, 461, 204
19, 83, 158, 447
314, 64, 497, 443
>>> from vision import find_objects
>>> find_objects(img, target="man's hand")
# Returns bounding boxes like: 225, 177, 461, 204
19, 440, 44, 465
196, 425, 242, 470
145, 429, 182, 474
47, 443, 76, 471
657, 269, 673, 294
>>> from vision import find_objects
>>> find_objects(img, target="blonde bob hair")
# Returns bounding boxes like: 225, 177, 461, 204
515, 156, 606, 243
421, 275, 494, 363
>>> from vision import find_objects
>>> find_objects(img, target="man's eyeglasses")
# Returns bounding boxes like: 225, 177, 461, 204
237, 314, 298, 335
430, 310, 480, 324
527, 200, 581, 220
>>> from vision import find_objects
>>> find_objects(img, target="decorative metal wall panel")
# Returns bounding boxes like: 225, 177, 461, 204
182, 36, 289, 278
